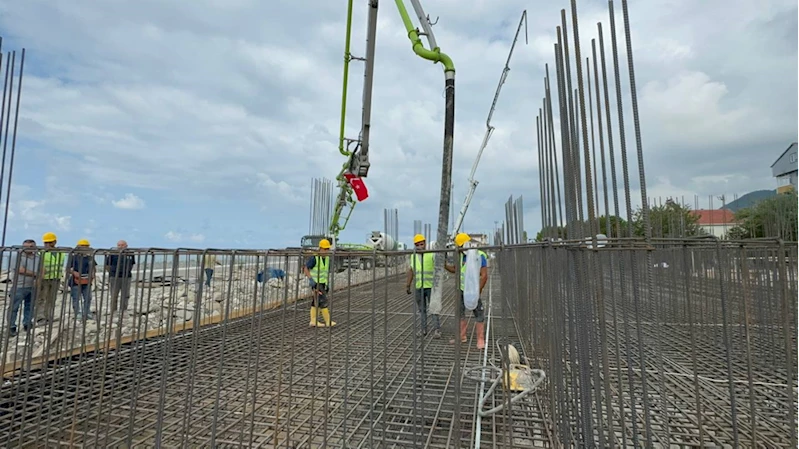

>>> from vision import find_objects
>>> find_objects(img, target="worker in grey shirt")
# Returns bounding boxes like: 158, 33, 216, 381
8, 239, 40, 337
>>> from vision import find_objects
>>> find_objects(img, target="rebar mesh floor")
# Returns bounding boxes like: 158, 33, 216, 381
0, 271, 551, 448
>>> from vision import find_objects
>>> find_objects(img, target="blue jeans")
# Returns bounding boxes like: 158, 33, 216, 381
205, 268, 214, 287
71, 284, 92, 316
8, 287, 33, 331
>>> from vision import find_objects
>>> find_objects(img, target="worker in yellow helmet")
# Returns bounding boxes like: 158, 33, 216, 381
405, 234, 441, 338
37, 232, 64, 324
302, 238, 336, 327
444, 232, 489, 349
68, 239, 97, 321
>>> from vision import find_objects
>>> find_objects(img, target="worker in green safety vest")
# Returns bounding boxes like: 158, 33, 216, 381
303, 238, 336, 327
445, 233, 488, 349
405, 234, 441, 338
37, 232, 65, 323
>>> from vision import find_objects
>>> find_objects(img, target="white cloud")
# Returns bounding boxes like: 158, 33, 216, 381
83, 219, 97, 237
112, 193, 146, 210
255, 173, 303, 203
164, 231, 181, 242
164, 231, 206, 243
0, 0, 795, 245
392, 200, 414, 210
6, 195, 72, 235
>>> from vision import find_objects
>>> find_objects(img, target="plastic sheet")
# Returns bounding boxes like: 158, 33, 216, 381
463, 248, 481, 310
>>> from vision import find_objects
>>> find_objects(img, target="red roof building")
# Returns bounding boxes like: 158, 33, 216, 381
691, 209, 736, 226
691, 209, 737, 237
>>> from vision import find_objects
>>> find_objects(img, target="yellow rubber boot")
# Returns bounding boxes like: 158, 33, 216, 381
309, 306, 320, 327
320, 308, 336, 327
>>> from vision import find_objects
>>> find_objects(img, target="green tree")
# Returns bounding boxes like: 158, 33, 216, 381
727, 192, 798, 241
633, 200, 704, 238
535, 226, 567, 242
597, 215, 629, 237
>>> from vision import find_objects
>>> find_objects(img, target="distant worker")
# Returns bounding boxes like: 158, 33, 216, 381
203, 253, 222, 287
257, 267, 286, 283
302, 238, 336, 327
444, 233, 488, 349
68, 239, 96, 321
8, 239, 39, 337
405, 234, 441, 338
105, 240, 136, 314
267, 267, 286, 280
38, 232, 64, 324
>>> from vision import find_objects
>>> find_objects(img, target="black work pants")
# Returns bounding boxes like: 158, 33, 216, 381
312, 283, 329, 308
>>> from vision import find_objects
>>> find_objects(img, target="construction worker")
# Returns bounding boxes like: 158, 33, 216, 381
68, 239, 96, 320
405, 234, 441, 338
444, 233, 488, 349
302, 238, 336, 327
8, 239, 40, 337
105, 240, 136, 314
203, 253, 222, 287
38, 232, 64, 324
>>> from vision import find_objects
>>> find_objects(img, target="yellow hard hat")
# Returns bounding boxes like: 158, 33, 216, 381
413, 234, 426, 244
77, 239, 90, 247
454, 233, 471, 247
319, 239, 331, 249
42, 232, 57, 243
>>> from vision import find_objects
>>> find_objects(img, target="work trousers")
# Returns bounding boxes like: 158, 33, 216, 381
109, 277, 132, 313
459, 291, 485, 323
8, 287, 33, 331
71, 284, 92, 318
414, 288, 440, 331
37, 279, 60, 322
311, 283, 329, 309
204, 268, 214, 287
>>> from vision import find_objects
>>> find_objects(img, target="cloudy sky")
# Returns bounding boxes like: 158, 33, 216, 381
0, 0, 795, 249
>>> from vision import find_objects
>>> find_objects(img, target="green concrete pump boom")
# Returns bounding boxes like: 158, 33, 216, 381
327, 0, 456, 325
392, 0, 456, 319
329, 0, 456, 243
330, 0, 378, 239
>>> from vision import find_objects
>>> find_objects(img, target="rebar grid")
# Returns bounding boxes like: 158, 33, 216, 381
1, 247, 553, 448
499, 239, 798, 447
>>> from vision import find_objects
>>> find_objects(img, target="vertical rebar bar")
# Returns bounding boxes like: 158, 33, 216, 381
2, 48, 24, 246
573, 40, 598, 237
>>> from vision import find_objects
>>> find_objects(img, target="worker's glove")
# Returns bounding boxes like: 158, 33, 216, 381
406, 286, 412, 295
308, 278, 316, 289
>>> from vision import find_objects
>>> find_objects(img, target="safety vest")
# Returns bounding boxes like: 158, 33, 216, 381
311, 256, 329, 284
460, 250, 488, 291
43, 252, 64, 280
409, 253, 435, 289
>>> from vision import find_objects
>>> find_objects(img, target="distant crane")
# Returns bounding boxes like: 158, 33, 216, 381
452, 11, 528, 236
